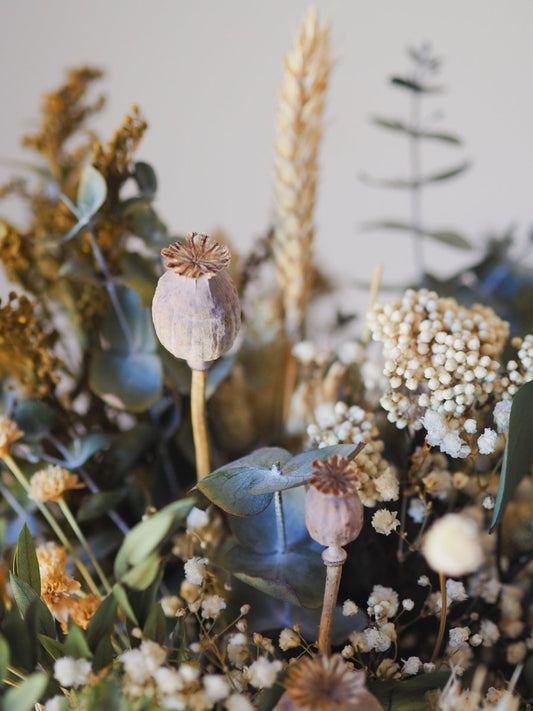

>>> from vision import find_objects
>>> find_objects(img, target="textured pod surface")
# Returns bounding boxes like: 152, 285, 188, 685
305, 485, 364, 548
152, 269, 241, 369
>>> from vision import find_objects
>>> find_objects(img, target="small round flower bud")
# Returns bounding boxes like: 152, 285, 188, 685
152, 233, 241, 370
305, 455, 364, 548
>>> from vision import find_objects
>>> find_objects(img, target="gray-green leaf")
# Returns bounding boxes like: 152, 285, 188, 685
76, 165, 107, 218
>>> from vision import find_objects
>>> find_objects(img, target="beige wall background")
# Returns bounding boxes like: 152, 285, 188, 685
0, 0, 532, 298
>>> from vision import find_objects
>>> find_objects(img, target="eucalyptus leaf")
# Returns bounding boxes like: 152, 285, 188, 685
63, 432, 111, 469
14, 400, 58, 441
64, 623, 93, 659
133, 162, 158, 199
224, 545, 325, 608
99, 286, 157, 353
0, 635, 10, 682
13, 524, 40, 594
121, 197, 160, 240
103, 423, 157, 477
89, 350, 163, 412
491, 380, 533, 531
119, 251, 158, 304
2, 672, 48, 711
77, 490, 127, 523
76, 165, 107, 218
120, 552, 161, 590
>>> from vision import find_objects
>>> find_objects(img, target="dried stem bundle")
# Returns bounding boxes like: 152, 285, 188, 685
272, 7, 331, 341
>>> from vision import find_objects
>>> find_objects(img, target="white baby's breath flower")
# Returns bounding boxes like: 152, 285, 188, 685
186, 506, 209, 530
342, 599, 359, 616
418, 575, 430, 587
402, 656, 421, 676
469, 634, 482, 647
371, 509, 400, 536
153, 667, 184, 694
374, 469, 399, 501
464, 418, 477, 434
54, 656, 91, 688
279, 628, 300, 651
482, 495, 495, 510
120, 649, 150, 684
422, 514, 483, 576
402, 598, 415, 611
480, 618, 500, 647
368, 585, 399, 619
448, 626, 470, 649
477, 428, 498, 455
203, 674, 230, 702
408, 498, 426, 524
246, 657, 282, 688
446, 579, 467, 603
493, 399, 512, 433
184, 556, 208, 586
226, 694, 255, 711
160, 595, 183, 617
201, 594, 226, 619
179, 663, 200, 683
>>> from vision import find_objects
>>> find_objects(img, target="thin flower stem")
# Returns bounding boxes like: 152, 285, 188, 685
190, 368, 210, 481
57, 498, 112, 594
2, 455, 100, 596
363, 263, 383, 343
431, 571, 447, 664
318, 546, 347, 655
6, 665, 26, 681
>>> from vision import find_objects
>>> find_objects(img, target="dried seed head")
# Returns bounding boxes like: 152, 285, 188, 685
274, 654, 371, 711
152, 233, 241, 370
306, 455, 364, 548
309, 455, 360, 495
0, 416, 23, 458
161, 233, 231, 279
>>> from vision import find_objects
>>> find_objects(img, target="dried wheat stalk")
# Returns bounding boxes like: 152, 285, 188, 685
272, 7, 331, 341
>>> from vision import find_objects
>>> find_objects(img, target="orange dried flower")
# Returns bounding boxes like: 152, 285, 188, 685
0, 417, 23, 458
28, 465, 84, 502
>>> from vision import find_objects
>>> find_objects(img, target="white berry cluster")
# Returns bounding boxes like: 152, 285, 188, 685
500, 333, 533, 397
367, 289, 509, 430
306, 401, 398, 505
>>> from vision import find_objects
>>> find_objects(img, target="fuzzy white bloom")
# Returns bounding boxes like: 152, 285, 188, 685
352, 625, 395, 653
179, 663, 200, 683
201, 594, 226, 620
341, 644, 354, 658
120, 649, 150, 684
278, 628, 300, 651
469, 633, 482, 647
480, 618, 500, 647
408, 498, 426, 524
401, 656, 421, 676
153, 667, 184, 694
184, 556, 208, 586
439, 430, 471, 459
422, 410, 448, 446
371, 509, 400, 536
292, 340, 317, 364
314, 402, 338, 429
227, 633, 249, 669
477, 428, 499, 455
464, 418, 477, 434
493, 399, 512, 433
246, 657, 282, 688
54, 656, 91, 688
482, 495, 495, 510
448, 626, 470, 649
186, 506, 209, 530
45, 696, 68, 711
368, 585, 399, 619
226, 694, 255, 711
337, 340, 364, 365
203, 674, 230, 702
418, 575, 430, 587
342, 599, 359, 616
422, 514, 483, 576
446, 579, 467, 603
160, 595, 183, 617
402, 598, 415, 611
374, 469, 399, 501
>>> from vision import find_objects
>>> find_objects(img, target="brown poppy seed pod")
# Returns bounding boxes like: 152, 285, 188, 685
305, 455, 364, 550
152, 233, 241, 370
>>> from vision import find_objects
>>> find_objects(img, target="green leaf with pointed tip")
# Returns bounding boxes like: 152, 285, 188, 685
224, 544, 325, 608
13, 524, 40, 595
2, 672, 48, 711
0, 635, 10, 682
371, 117, 462, 145
76, 165, 107, 218
9, 577, 55, 639
133, 162, 158, 199
198, 447, 292, 516
120, 553, 161, 590
491, 380, 533, 531
112, 584, 138, 625
89, 350, 163, 412
143, 604, 165, 644
114, 498, 194, 578
37, 634, 65, 662
64, 624, 92, 659
361, 221, 472, 250
93, 636, 114, 672
86, 594, 118, 652
248, 444, 362, 495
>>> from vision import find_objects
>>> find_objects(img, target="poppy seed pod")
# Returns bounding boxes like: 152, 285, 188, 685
152, 233, 241, 370
305, 455, 364, 549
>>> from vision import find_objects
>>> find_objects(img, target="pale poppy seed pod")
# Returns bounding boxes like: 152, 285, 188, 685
152, 233, 241, 370
305, 454, 364, 550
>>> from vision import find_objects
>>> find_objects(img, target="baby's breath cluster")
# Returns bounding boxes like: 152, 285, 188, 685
307, 401, 398, 506
500, 334, 533, 397
368, 289, 509, 432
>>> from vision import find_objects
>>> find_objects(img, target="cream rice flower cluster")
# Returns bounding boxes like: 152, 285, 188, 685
367, 289, 509, 430
500, 334, 533, 397
306, 401, 398, 506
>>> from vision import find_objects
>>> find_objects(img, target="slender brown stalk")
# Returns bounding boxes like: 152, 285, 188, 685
191, 368, 210, 480
363, 263, 384, 343
318, 546, 347, 655
431, 571, 447, 664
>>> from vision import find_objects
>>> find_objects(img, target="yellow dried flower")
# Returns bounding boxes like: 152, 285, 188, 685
28, 465, 84, 502
0, 417, 23, 458
69, 593, 101, 630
